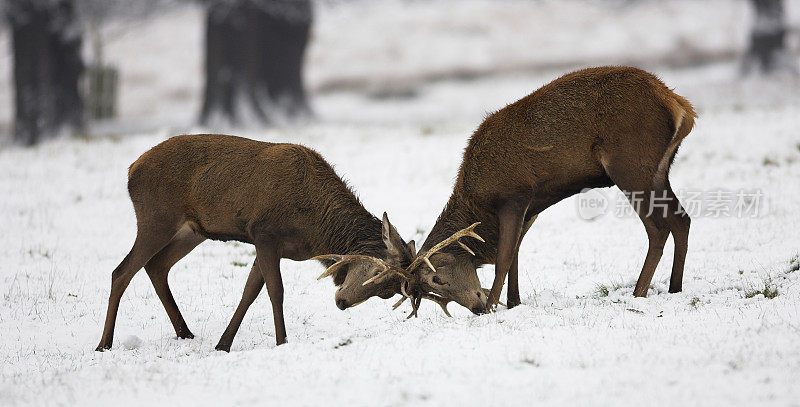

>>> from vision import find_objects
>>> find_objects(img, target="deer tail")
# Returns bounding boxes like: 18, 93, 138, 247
654, 92, 697, 190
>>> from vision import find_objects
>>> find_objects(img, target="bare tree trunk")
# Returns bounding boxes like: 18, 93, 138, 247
8, 0, 85, 146
200, 0, 312, 127
742, 0, 796, 74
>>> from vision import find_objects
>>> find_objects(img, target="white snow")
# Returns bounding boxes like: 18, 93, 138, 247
120, 335, 142, 350
1, 1, 800, 406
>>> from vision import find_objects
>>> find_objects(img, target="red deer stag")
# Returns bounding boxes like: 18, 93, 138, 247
361, 66, 696, 314
95, 134, 416, 352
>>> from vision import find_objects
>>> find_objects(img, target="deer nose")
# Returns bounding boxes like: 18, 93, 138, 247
471, 290, 487, 315
336, 299, 348, 310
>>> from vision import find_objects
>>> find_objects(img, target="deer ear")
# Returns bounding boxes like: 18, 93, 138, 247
407, 240, 416, 257
381, 212, 407, 255
381, 212, 393, 242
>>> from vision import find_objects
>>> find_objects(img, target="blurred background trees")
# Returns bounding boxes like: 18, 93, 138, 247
7, 0, 84, 145
200, 0, 312, 127
0, 0, 798, 146
742, 0, 796, 74
2, 0, 312, 145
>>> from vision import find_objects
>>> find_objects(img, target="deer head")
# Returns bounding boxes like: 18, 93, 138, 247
348, 222, 489, 317
314, 213, 415, 310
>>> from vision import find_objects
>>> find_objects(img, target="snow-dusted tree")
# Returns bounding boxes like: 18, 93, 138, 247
6, 0, 84, 145
199, 0, 312, 127
742, 0, 797, 75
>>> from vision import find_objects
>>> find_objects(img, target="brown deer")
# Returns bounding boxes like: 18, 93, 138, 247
95, 134, 417, 352
355, 66, 696, 315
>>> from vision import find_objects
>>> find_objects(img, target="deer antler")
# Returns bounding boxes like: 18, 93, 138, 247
407, 222, 484, 273
312, 254, 392, 280
369, 223, 484, 318
391, 282, 453, 318
363, 223, 484, 286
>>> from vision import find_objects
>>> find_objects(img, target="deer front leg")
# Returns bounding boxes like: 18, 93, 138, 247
254, 243, 287, 345
487, 201, 527, 311
507, 214, 537, 308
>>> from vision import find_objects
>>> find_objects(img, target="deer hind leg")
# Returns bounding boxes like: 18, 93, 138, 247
144, 224, 206, 340
632, 215, 670, 297
216, 261, 264, 352
663, 185, 690, 293
600, 153, 670, 298
96, 220, 182, 351
506, 253, 521, 308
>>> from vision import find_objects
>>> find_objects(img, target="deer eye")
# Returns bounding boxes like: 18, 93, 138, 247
432, 276, 446, 285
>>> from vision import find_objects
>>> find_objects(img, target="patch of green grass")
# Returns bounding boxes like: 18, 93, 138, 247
738, 269, 744, 275
689, 296, 701, 308
231, 260, 248, 268
762, 157, 779, 167
521, 357, 540, 367
595, 282, 624, 297
27, 248, 51, 259
744, 277, 779, 299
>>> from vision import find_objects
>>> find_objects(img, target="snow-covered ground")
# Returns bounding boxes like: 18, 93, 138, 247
2, 1, 800, 406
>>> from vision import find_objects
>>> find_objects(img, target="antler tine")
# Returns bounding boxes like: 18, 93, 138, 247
392, 296, 407, 310
408, 222, 484, 272
313, 254, 389, 280
315, 261, 348, 280
481, 288, 506, 308
395, 294, 453, 318
421, 293, 453, 317
457, 241, 475, 256
425, 222, 483, 254
423, 257, 437, 273
362, 264, 412, 286
398, 281, 420, 319
406, 295, 422, 319
400, 280, 412, 299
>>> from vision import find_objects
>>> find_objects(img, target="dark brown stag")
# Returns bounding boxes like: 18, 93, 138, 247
359, 66, 696, 314
95, 134, 415, 352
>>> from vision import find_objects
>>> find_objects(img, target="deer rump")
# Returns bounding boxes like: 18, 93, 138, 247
460, 67, 696, 211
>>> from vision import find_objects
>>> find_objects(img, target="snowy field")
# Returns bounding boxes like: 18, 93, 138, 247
2, 1, 800, 406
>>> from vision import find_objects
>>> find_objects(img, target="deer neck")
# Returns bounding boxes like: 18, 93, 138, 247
315, 201, 385, 258
421, 192, 498, 265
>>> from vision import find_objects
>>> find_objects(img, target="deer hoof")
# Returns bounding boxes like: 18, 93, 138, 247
177, 330, 195, 340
